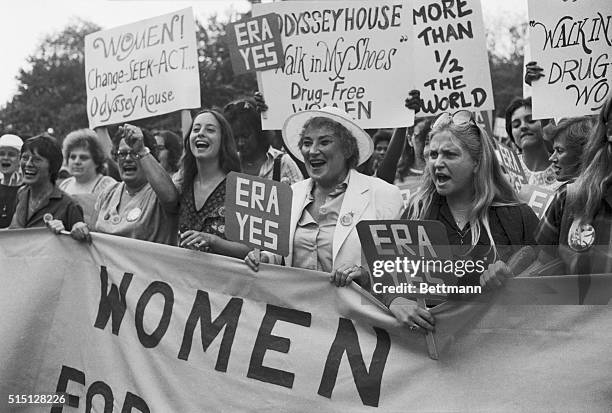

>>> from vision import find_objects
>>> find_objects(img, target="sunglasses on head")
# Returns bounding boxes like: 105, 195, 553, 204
432, 110, 476, 130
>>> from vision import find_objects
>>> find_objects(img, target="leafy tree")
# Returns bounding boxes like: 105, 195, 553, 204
0, 20, 101, 140
486, 22, 528, 117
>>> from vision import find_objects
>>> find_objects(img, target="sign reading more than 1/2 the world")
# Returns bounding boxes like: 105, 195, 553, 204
84, 8, 201, 128
412, 0, 494, 116
253, 1, 415, 130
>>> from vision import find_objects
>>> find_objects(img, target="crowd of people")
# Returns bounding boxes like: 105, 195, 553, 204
1, 63, 611, 332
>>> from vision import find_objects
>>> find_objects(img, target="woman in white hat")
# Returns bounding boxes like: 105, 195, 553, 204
0, 134, 23, 186
245, 106, 404, 288
0, 134, 24, 227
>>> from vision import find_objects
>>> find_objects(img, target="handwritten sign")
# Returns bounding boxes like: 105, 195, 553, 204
357, 220, 457, 301
495, 141, 528, 186
396, 177, 422, 209
84, 8, 200, 128
224, 172, 292, 255
253, 1, 415, 130
518, 184, 555, 219
226, 13, 284, 75
528, 0, 612, 119
412, 0, 494, 116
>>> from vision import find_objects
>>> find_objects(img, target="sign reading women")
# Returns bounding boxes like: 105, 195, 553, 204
84, 8, 201, 128
253, 1, 416, 130
528, 0, 611, 119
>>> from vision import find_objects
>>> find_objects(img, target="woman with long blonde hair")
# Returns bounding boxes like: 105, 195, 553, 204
390, 110, 539, 332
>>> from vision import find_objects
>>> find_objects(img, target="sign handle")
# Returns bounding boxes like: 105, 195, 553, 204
94, 127, 113, 159
181, 110, 192, 138
256, 71, 267, 120
417, 297, 439, 360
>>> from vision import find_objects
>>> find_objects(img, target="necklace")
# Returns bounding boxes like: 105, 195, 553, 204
456, 224, 470, 245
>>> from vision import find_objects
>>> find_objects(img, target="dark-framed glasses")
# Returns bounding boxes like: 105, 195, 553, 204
113, 150, 139, 161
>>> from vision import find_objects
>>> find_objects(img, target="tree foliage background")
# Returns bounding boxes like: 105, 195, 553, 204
0, 8, 525, 141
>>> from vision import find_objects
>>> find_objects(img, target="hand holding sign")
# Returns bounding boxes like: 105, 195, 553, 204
388, 297, 435, 332
225, 172, 292, 255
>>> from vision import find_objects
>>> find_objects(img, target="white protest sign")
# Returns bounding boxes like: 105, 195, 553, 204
412, 0, 494, 116
253, 1, 415, 130
85, 8, 201, 128
528, 0, 612, 119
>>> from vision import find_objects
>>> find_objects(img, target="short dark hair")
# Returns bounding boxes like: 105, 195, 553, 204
505, 96, 533, 145
223, 97, 269, 150
545, 116, 594, 169
111, 127, 158, 159
22, 134, 63, 184
373, 129, 392, 147
63, 129, 107, 174
298, 117, 359, 169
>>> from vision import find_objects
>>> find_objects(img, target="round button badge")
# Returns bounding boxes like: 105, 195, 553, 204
568, 220, 595, 252
126, 207, 142, 222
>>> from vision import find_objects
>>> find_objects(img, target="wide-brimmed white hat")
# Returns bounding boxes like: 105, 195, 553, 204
0, 134, 23, 151
281, 106, 373, 166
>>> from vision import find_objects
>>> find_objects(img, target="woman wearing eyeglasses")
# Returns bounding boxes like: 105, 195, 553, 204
61, 124, 180, 245
174, 109, 251, 259
388, 108, 539, 332
535, 96, 612, 275
10, 135, 83, 229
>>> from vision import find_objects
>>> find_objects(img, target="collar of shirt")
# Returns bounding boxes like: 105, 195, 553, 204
258, 147, 283, 177
306, 171, 351, 201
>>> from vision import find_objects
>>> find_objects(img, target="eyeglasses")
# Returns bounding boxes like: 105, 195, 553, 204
431, 110, 475, 130
112, 150, 139, 160
20, 154, 46, 165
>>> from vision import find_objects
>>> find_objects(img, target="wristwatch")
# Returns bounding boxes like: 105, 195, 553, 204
135, 147, 151, 160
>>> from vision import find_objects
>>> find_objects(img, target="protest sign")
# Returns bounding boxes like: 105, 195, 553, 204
412, 0, 494, 116
396, 178, 421, 209
528, 0, 612, 119
224, 172, 292, 255
226, 13, 284, 75
253, 1, 415, 130
84, 8, 200, 128
357, 220, 458, 301
518, 184, 556, 219
2, 230, 612, 411
495, 141, 528, 187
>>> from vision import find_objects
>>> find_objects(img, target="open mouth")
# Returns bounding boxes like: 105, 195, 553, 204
1, 162, 12, 169
23, 168, 38, 179
308, 159, 326, 168
435, 172, 451, 184
194, 140, 210, 150
122, 163, 138, 173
